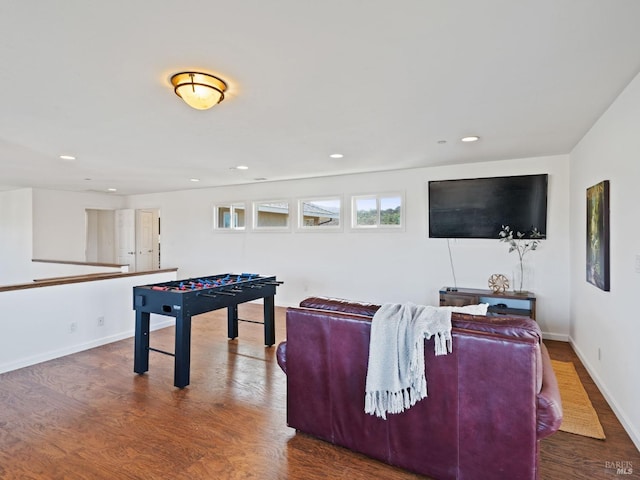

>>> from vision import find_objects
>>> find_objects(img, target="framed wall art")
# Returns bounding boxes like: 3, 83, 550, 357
586, 180, 610, 291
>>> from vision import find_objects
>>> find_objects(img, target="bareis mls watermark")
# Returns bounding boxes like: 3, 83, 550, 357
605, 461, 633, 475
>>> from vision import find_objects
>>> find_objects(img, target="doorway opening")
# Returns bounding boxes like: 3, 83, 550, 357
85, 208, 161, 271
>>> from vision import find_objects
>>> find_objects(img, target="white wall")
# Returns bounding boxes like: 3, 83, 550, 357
570, 71, 640, 449
30, 261, 125, 280
127, 154, 571, 339
0, 188, 33, 285
1, 189, 126, 285
0, 270, 177, 373
32, 189, 125, 261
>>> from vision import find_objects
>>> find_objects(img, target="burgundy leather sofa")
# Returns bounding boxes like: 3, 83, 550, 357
276, 297, 563, 480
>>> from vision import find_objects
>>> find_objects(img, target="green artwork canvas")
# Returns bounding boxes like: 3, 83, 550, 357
586, 180, 610, 291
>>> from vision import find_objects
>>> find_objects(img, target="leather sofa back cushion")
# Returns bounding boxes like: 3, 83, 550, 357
299, 296, 541, 342
298, 296, 543, 393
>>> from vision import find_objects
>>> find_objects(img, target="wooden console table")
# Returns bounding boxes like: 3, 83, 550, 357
439, 286, 536, 320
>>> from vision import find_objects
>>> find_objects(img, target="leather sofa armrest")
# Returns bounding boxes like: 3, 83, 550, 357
276, 341, 287, 374
536, 342, 563, 439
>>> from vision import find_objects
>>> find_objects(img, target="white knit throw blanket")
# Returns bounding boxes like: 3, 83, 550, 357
364, 303, 452, 420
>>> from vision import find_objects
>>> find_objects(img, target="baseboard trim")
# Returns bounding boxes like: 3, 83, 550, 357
542, 331, 569, 342
569, 336, 640, 452
0, 319, 174, 375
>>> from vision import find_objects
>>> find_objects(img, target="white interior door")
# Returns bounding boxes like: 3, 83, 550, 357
85, 210, 99, 263
136, 210, 155, 271
96, 210, 116, 263
115, 209, 136, 270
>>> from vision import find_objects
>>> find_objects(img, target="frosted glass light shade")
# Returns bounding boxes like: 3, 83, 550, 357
170, 72, 227, 110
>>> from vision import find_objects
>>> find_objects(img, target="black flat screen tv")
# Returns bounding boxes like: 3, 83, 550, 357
428, 174, 548, 239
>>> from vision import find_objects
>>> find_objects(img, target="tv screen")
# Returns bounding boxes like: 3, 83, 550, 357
428, 174, 548, 239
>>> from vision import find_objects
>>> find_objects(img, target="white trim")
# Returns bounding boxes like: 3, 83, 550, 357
350, 191, 405, 231
569, 335, 640, 451
541, 332, 570, 342
0, 319, 174, 374
212, 201, 247, 231
295, 195, 343, 232
252, 199, 292, 232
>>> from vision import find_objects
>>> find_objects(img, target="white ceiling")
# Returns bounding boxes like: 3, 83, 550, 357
1, 0, 639, 196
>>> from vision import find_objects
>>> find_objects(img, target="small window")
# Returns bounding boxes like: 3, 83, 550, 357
213, 203, 246, 230
352, 193, 403, 229
298, 198, 341, 230
254, 200, 290, 230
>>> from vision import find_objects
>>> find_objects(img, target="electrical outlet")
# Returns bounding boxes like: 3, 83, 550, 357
69, 322, 78, 333
97, 316, 105, 327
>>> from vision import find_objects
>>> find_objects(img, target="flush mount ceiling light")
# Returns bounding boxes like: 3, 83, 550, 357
170, 71, 227, 110
461, 136, 480, 142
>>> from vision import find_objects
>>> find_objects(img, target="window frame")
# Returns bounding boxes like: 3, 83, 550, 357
350, 192, 405, 231
212, 202, 247, 231
296, 196, 343, 232
252, 199, 292, 231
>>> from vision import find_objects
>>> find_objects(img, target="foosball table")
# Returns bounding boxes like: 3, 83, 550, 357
133, 273, 283, 388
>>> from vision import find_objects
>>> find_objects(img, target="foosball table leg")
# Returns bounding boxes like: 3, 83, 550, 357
263, 295, 275, 347
174, 313, 192, 388
228, 304, 239, 340
134, 310, 150, 375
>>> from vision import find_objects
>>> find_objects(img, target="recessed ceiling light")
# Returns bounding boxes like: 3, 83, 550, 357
329, 153, 344, 159
59, 155, 76, 160
235, 165, 249, 170
190, 178, 200, 182
461, 136, 480, 142
107, 188, 117, 192
437, 140, 447, 144
254, 177, 267, 181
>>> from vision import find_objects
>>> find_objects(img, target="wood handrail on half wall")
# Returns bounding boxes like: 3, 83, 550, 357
32, 258, 129, 268
0, 268, 179, 293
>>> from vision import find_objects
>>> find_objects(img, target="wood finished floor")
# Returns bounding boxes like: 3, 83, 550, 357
1, 305, 638, 479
